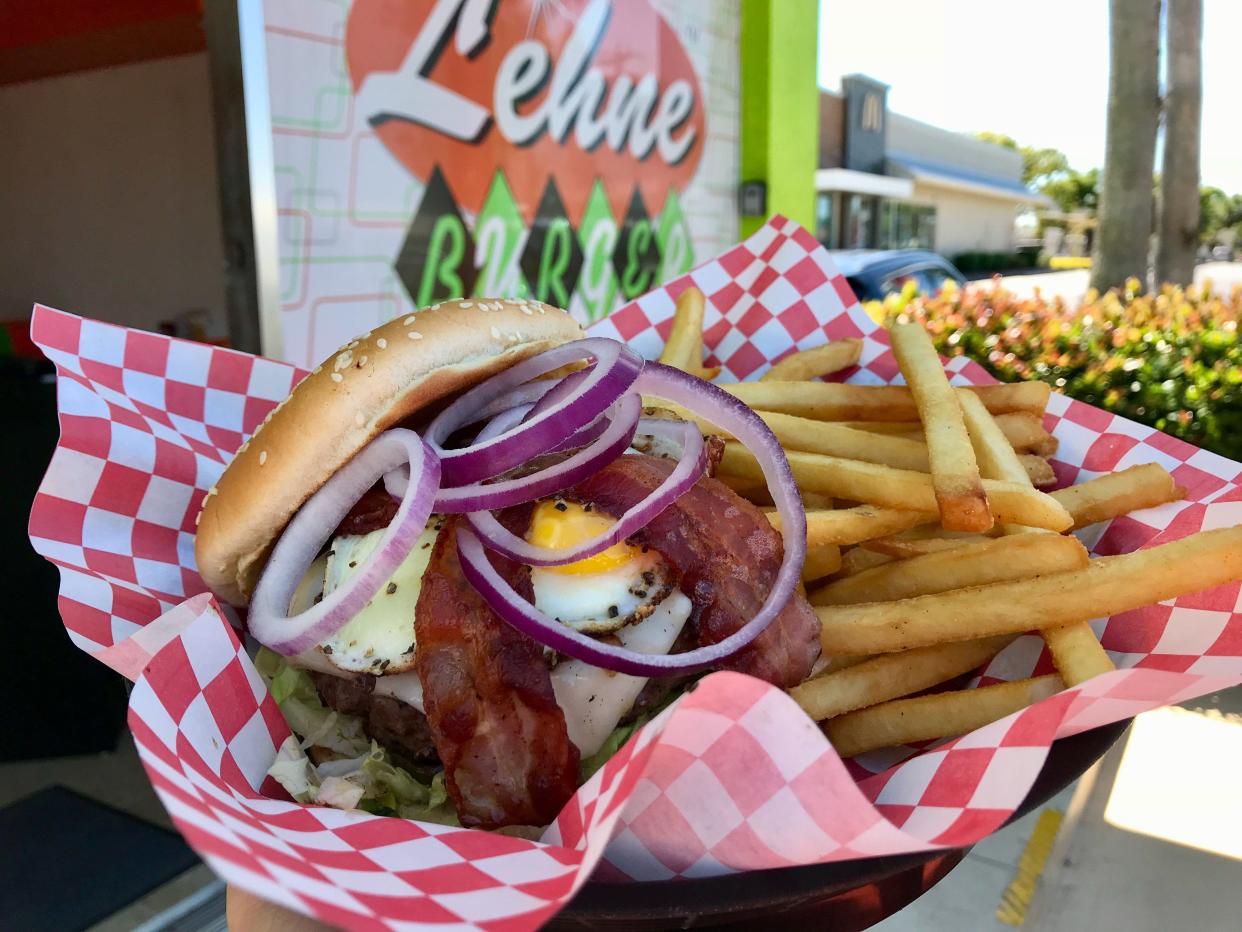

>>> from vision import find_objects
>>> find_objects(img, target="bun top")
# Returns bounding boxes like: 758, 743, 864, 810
196, 298, 585, 605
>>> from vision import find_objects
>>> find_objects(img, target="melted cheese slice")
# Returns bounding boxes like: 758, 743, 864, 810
550, 590, 693, 758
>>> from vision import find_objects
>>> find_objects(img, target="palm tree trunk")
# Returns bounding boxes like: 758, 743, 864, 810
1156, 0, 1203, 286
1091, 0, 1162, 292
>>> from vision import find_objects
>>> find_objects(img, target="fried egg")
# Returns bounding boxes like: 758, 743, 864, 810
527, 500, 673, 634
316, 518, 441, 675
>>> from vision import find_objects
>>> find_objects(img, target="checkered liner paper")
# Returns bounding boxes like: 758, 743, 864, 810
28, 217, 1242, 930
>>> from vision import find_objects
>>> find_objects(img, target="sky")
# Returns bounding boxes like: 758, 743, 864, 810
818, 0, 1242, 195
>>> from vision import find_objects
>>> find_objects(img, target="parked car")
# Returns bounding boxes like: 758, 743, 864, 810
827, 249, 966, 302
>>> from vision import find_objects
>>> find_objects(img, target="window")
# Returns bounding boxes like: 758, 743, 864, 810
870, 201, 937, 250
815, 193, 835, 247
845, 194, 875, 248
877, 200, 895, 249
882, 264, 953, 298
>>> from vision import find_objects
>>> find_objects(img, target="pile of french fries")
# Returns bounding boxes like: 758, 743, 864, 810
658, 287, 1242, 759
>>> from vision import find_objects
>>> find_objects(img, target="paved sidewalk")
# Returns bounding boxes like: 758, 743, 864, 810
874, 686, 1242, 931
996, 262, 1242, 303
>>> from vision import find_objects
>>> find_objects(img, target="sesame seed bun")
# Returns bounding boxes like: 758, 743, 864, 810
196, 299, 585, 606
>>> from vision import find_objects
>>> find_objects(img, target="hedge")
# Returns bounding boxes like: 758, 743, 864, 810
869, 278, 1242, 462
952, 250, 1042, 275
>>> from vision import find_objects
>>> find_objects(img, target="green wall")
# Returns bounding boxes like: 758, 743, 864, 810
739, 0, 820, 238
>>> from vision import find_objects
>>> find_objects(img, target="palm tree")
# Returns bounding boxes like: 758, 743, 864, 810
1156, 0, 1203, 285
1091, 0, 1162, 292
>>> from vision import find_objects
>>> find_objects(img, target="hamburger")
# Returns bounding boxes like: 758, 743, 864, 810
196, 298, 818, 830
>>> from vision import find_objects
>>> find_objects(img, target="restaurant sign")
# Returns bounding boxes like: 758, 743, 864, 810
347, 0, 706, 322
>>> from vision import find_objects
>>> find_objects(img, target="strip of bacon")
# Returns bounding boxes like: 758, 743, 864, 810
335, 483, 399, 537
414, 515, 579, 829
573, 455, 821, 688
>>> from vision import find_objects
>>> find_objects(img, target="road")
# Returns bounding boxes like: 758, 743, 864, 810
997, 261, 1242, 302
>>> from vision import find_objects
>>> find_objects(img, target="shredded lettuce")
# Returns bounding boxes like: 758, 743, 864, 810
255, 648, 458, 824
258, 648, 692, 824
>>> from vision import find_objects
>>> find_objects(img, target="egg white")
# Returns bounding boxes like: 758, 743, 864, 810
316, 519, 440, 674
530, 551, 672, 634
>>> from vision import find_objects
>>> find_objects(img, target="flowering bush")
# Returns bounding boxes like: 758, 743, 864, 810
869, 278, 1242, 461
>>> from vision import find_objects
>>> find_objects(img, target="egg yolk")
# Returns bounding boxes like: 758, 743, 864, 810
527, 500, 643, 575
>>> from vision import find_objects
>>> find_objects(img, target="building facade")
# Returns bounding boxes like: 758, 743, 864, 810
816, 75, 1047, 257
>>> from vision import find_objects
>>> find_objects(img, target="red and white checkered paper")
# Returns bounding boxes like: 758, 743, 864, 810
29, 217, 1242, 929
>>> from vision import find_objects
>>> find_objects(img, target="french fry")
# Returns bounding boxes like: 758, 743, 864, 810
1050, 463, 1186, 530
801, 491, 836, 510
1043, 622, 1116, 686
959, 388, 1114, 681
823, 675, 1064, 757
720, 380, 1051, 422
667, 407, 932, 472
817, 524, 1242, 655
816, 655, 869, 675
891, 323, 991, 531
767, 505, 933, 546
860, 536, 983, 558
803, 544, 842, 583
761, 340, 864, 381
843, 414, 1058, 457
753, 411, 932, 472
837, 546, 895, 577
658, 287, 721, 380
959, 389, 1032, 486
838, 421, 923, 435
1019, 454, 1057, 488
719, 445, 1073, 531
812, 534, 1090, 606
790, 636, 1014, 721
994, 412, 1059, 456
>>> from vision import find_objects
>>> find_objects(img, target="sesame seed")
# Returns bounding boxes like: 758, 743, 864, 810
490, 326, 501, 339
407, 330, 423, 340
358, 355, 368, 367
208, 486, 218, 496
330, 372, 343, 382
430, 303, 441, 310
361, 330, 372, 338
348, 340, 359, 348
311, 365, 322, 374
194, 512, 201, 526
376, 338, 387, 349
404, 315, 417, 325
238, 440, 249, 453
460, 301, 473, 308
521, 305, 533, 315
259, 451, 268, 465
335, 351, 353, 371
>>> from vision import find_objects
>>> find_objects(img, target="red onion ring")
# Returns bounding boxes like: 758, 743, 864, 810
425, 339, 643, 487
464, 418, 705, 566
473, 403, 533, 445
248, 429, 440, 656
432, 393, 642, 513
456, 362, 806, 676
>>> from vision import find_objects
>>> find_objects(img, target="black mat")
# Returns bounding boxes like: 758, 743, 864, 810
0, 785, 200, 930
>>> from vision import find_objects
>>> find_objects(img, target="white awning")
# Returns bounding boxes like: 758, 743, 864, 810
815, 168, 914, 199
